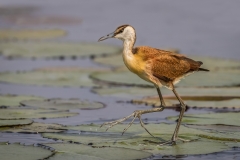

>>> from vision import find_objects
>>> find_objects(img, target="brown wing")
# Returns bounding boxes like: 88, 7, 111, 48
134, 46, 202, 81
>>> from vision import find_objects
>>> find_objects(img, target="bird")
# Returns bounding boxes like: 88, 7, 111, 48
98, 24, 209, 145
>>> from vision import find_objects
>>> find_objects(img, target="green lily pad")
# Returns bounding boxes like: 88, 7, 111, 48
92, 86, 156, 99
0, 143, 53, 160
123, 88, 240, 108
0, 6, 37, 16
3, 15, 81, 26
91, 69, 150, 87
0, 67, 108, 87
185, 124, 240, 132
46, 143, 152, 160
0, 29, 66, 40
58, 123, 240, 142
167, 112, 240, 126
42, 123, 231, 155
190, 56, 240, 70
93, 54, 124, 68
0, 94, 42, 107
20, 98, 104, 110
91, 69, 240, 87
48, 152, 104, 160
0, 108, 78, 120
225, 142, 240, 148
0, 119, 33, 127
0, 42, 121, 59
0, 122, 64, 133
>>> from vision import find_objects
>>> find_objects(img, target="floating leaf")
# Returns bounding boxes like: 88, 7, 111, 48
0, 94, 42, 107
46, 143, 152, 160
3, 15, 81, 26
94, 86, 240, 108
0, 119, 33, 127
48, 152, 103, 160
0, 42, 121, 59
185, 124, 240, 132
0, 143, 53, 160
91, 69, 240, 87
20, 98, 104, 110
0, 67, 108, 87
0, 29, 66, 40
0, 6, 38, 16
167, 112, 240, 126
92, 86, 156, 99
43, 123, 231, 155
189, 56, 240, 70
0, 108, 78, 120
93, 54, 124, 68
91, 69, 150, 87
0, 122, 64, 133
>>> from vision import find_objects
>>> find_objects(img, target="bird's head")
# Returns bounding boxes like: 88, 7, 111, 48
98, 24, 136, 42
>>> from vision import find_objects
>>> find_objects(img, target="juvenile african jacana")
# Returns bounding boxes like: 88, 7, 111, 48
98, 24, 209, 145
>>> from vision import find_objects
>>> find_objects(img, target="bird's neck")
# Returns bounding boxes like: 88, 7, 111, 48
122, 37, 135, 56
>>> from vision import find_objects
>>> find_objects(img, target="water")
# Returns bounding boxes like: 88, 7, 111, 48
0, 0, 240, 59
0, 1, 239, 159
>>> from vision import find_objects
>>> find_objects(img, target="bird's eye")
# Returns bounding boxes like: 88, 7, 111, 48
120, 29, 124, 32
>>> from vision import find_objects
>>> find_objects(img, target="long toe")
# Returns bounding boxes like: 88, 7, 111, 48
159, 140, 176, 146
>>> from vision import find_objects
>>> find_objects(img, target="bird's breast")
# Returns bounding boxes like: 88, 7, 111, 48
122, 53, 146, 75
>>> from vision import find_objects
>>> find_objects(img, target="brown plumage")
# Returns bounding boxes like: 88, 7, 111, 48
132, 46, 208, 86
98, 24, 209, 145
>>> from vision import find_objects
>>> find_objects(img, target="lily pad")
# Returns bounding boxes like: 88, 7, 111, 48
58, 123, 240, 142
0, 143, 53, 160
0, 119, 33, 127
92, 86, 156, 99
0, 6, 37, 16
0, 122, 64, 133
0, 94, 42, 107
0, 42, 121, 59
42, 123, 231, 155
20, 98, 104, 110
0, 67, 108, 87
0, 108, 78, 120
48, 152, 104, 160
91, 69, 240, 87
0, 29, 66, 40
93, 86, 240, 108
91, 69, 150, 87
133, 88, 240, 108
46, 143, 152, 160
185, 124, 240, 132
168, 112, 240, 126
3, 15, 81, 26
189, 56, 240, 70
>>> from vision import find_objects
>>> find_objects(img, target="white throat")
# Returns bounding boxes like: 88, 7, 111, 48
120, 26, 136, 56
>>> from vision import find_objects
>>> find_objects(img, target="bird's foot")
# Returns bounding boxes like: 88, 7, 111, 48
159, 137, 198, 146
100, 110, 155, 137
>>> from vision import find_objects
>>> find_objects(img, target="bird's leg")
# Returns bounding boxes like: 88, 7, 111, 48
156, 87, 166, 107
101, 86, 165, 137
159, 86, 190, 145
100, 107, 164, 137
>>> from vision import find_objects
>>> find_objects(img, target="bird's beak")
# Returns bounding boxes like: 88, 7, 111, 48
98, 32, 115, 42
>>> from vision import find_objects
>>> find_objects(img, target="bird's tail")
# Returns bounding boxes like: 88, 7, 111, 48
198, 68, 209, 72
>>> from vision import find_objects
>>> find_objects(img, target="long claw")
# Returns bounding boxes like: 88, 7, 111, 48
122, 116, 137, 135
99, 107, 164, 136
139, 117, 155, 138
